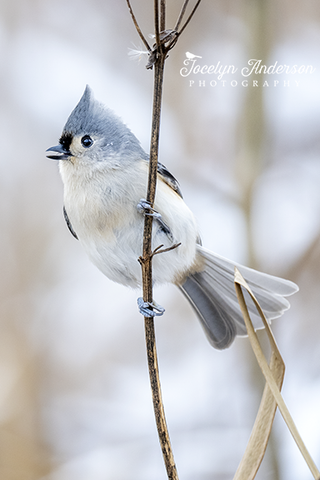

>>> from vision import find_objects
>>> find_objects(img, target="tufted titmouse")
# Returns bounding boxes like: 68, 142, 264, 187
46, 86, 298, 349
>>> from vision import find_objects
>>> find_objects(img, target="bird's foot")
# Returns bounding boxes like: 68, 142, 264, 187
137, 297, 165, 317
137, 199, 173, 241
137, 199, 162, 219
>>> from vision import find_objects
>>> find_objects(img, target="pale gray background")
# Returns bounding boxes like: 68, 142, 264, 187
0, 1, 320, 479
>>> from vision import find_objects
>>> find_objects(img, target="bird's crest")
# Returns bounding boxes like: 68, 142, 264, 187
60, 85, 147, 159
63, 85, 99, 136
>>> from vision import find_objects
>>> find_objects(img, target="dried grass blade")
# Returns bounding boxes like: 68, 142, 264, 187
234, 268, 320, 480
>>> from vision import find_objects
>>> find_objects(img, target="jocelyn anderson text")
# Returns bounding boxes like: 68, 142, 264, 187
180, 58, 316, 80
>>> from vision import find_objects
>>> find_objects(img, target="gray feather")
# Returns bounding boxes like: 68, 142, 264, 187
180, 246, 298, 349
61, 85, 148, 160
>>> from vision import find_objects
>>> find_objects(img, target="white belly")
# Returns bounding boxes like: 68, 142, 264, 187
60, 160, 200, 287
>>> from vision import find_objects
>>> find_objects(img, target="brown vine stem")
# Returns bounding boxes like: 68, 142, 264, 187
141, 49, 179, 479
126, 1, 202, 478
140, 3, 178, 478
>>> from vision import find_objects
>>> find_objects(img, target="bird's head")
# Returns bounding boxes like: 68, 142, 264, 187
46, 85, 147, 169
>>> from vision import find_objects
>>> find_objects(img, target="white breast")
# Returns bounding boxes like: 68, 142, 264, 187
59, 158, 201, 287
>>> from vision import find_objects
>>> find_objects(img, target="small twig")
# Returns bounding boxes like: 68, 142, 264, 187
152, 242, 181, 258
174, 0, 190, 31
126, 0, 151, 52
154, 0, 161, 47
163, 0, 201, 55
175, 0, 201, 38
139, 243, 182, 265
160, 0, 166, 32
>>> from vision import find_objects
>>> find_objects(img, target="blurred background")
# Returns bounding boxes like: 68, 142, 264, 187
1, 1, 320, 479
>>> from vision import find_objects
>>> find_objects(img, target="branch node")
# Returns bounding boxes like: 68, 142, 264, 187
146, 30, 179, 69
151, 242, 182, 258
138, 256, 145, 266
138, 242, 181, 266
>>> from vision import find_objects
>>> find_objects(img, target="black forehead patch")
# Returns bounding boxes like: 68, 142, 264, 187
59, 132, 73, 152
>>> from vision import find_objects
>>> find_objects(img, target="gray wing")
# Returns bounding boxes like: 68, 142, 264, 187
63, 206, 78, 240
157, 162, 183, 198
157, 162, 203, 244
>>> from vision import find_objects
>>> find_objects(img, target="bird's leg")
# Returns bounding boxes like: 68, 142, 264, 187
137, 199, 168, 318
137, 297, 165, 317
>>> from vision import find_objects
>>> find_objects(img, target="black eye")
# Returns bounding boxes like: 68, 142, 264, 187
81, 135, 93, 148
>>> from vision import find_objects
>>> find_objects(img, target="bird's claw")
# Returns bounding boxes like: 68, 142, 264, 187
137, 199, 162, 219
137, 297, 165, 317
137, 199, 174, 242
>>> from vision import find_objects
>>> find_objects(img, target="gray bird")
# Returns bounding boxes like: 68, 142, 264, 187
46, 86, 298, 349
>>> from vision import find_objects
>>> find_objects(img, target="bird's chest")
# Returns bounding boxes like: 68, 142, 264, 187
64, 179, 137, 240
62, 166, 145, 269
64, 181, 142, 285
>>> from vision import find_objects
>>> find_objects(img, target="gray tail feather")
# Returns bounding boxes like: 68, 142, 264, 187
179, 246, 298, 350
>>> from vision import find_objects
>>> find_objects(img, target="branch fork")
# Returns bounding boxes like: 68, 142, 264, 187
138, 242, 182, 266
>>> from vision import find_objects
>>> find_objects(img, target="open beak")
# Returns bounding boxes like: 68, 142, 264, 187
46, 144, 72, 160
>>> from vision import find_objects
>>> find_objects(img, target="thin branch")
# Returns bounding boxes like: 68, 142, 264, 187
126, 0, 151, 52
127, 2, 203, 479
176, 0, 201, 37
174, 0, 190, 31
154, 0, 161, 47
141, 48, 179, 480
160, 0, 166, 32
144, 316, 179, 480
139, 243, 181, 266
152, 242, 181, 258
